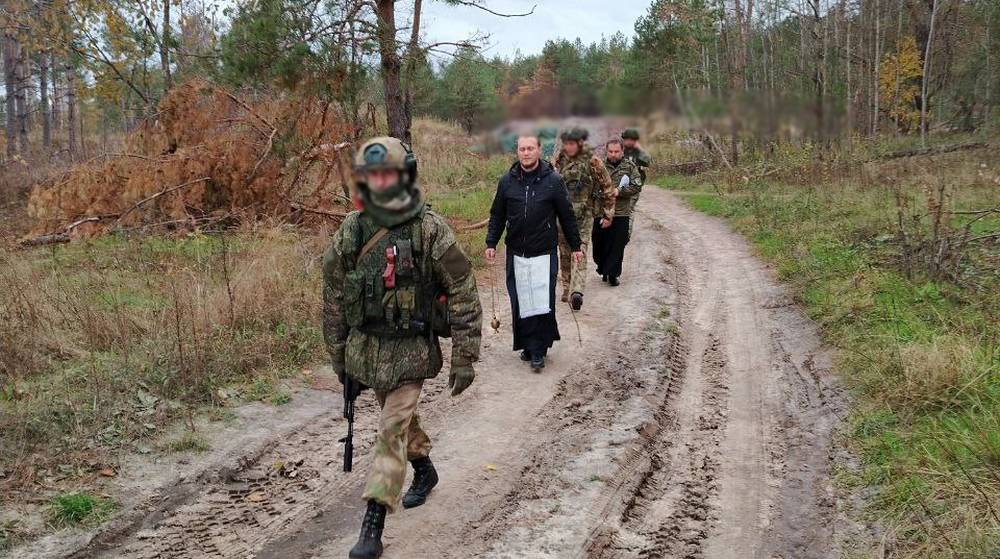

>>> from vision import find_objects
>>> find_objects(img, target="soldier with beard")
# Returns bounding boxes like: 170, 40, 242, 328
323, 137, 483, 559
592, 138, 642, 286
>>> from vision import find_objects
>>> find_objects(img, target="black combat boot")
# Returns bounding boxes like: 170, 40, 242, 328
349, 500, 386, 559
531, 352, 545, 372
570, 292, 584, 311
402, 457, 439, 509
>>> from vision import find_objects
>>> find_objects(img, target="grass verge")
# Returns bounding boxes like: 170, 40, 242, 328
656, 148, 999, 558
49, 492, 116, 527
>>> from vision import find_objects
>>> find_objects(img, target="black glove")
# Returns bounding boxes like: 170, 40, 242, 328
337, 368, 366, 400
333, 361, 368, 400
448, 363, 475, 397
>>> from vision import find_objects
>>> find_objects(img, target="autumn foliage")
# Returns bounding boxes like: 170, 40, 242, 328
26, 79, 355, 238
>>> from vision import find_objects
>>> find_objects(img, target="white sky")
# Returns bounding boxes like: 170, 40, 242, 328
419, 0, 651, 60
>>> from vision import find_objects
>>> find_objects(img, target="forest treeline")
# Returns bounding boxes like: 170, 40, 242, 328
0, 0, 997, 172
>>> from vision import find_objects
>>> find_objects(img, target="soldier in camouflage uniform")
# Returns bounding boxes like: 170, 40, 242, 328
621, 128, 652, 235
551, 127, 616, 310
323, 137, 482, 559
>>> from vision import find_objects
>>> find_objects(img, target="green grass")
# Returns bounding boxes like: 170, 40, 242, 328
663, 161, 999, 557
167, 431, 211, 453
428, 187, 494, 269
49, 492, 115, 526
684, 193, 726, 216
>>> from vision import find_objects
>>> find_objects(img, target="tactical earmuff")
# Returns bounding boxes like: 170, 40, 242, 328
402, 141, 418, 184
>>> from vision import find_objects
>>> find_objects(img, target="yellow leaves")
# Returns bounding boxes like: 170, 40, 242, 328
879, 36, 923, 132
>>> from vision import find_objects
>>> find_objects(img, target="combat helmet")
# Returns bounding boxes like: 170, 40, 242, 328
354, 136, 418, 190
622, 128, 640, 140
559, 127, 586, 142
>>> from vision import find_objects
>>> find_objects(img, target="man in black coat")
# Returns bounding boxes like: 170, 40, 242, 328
485, 136, 583, 371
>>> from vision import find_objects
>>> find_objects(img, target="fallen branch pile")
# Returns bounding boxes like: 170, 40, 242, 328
24, 79, 355, 243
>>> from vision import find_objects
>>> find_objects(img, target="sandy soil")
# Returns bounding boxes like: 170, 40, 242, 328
6, 183, 857, 559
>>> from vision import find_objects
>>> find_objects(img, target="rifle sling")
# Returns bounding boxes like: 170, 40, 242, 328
358, 226, 391, 262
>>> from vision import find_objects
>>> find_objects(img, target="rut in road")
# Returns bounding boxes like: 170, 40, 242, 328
30, 187, 849, 559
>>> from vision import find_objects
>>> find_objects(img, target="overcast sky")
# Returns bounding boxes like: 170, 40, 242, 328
420, 0, 651, 60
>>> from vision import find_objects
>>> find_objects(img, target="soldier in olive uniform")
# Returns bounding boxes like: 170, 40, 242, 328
323, 137, 483, 559
621, 128, 652, 235
593, 138, 643, 285
551, 127, 616, 310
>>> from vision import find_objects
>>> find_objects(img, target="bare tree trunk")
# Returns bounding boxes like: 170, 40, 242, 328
920, 0, 939, 145
987, 10, 993, 132
809, 0, 826, 143
40, 50, 52, 149
846, 3, 853, 136
79, 103, 86, 157
892, 0, 904, 134
161, 0, 172, 94
50, 51, 61, 131
402, 0, 423, 141
3, 30, 17, 157
66, 63, 77, 159
375, 0, 408, 141
14, 41, 29, 153
872, 0, 881, 135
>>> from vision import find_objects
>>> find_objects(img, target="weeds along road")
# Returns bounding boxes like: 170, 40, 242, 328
34, 188, 851, 559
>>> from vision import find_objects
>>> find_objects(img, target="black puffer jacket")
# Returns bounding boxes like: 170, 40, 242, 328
486, 160, 582, 257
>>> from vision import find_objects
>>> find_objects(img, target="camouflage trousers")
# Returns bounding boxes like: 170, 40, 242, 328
627, 195, 641, 237
362, 380, 432, 513
558, 205, 594, 299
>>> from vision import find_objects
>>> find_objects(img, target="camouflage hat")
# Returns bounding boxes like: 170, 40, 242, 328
622, 128, 641, 140
560, 128, 585, 142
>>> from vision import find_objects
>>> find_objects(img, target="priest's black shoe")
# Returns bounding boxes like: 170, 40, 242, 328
520, 350, 531, 362
609, 277, 620, 287
349, 500, 386, 559
402, 457, 439, 509
531, 353, 545, 372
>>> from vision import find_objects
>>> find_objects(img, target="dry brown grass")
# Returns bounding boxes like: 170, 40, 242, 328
412, 117, 510, 196
0, 228, 329, 494
881, 337, 979, 411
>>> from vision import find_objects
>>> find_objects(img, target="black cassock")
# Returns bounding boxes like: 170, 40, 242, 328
506, 249, 560, 355
593, 216, 631, 280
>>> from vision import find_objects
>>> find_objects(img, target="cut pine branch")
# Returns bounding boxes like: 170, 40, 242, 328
114, 177, 212, 227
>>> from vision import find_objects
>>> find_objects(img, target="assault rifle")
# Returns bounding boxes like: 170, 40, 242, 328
341, 375, 358, 472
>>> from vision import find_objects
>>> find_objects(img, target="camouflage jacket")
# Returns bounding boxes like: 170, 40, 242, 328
322, 207, 482, 392
551, 146, 616, 220
605, 157, 643, 216
624, 146, 652, 183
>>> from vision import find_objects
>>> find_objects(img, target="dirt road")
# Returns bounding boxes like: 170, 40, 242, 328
21, 187, 850, 559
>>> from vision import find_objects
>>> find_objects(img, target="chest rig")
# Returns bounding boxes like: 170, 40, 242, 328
343, 210, 447, 339
561, 156, 595, 206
